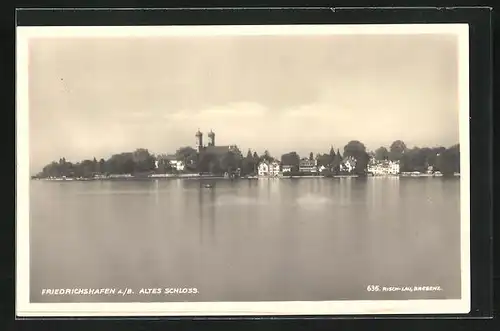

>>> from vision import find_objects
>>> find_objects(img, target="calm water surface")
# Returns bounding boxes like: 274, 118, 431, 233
29, 177, 461, 302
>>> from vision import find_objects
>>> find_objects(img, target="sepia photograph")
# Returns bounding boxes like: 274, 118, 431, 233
16, 24, 470, 316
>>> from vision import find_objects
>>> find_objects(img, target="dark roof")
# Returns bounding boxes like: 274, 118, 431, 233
299, 159, 315, 166
202, 146, 232, 155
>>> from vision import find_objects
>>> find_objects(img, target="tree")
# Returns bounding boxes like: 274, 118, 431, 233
261, 150, 273, 163
176, 146, 198, 164
173, 146, 197, 172
329, 146, 336, 157
411, 147, 428, 172
64, 158, 73, 176
106, 152, 134, 174
343, 140, 366, 158
400, 148, 416, 172
309, 152, 314, 161
241, 150, 257, 176
316, 154, 331, 167
41, 161, 61, 177
131, 148, 155, 173
209, 158, 222, 175
418, 147, 433, 167
231, 146, 244, 160
436, 144, 460, 175
342, 141, 369, 174
281, 152, 300, 167
327, 149, 343, 174
326, 146, 335, 165
80, 159, 95, 178
354, 152, 370, 175
374, 147, 389, 160
99, 158, 106, 174
156, 159, 166, 174
197, 152, 216, 173
389, 140, 407, 161
449, 144, 460, 173
220, 151, 239, 174
427, 147, 446, 168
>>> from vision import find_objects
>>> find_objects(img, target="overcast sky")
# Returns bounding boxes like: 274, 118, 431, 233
28, 33, 459, 173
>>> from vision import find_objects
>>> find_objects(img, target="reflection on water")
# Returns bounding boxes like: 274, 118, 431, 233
196, 181, 217, 246
29, 177, 461, 303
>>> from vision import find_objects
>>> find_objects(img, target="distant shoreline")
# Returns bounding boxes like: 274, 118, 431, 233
31, 173, 460, 182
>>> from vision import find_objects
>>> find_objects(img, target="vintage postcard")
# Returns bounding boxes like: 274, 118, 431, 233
16, 23, 470, 316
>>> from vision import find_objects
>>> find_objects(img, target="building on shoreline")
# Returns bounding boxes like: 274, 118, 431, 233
299, 158, 317, 173
339, 156, 356, 173
281, 165, 295, 173
367, 159, 400, 176
196, 129, 239, 157
258, 160, 281, 177
155, 154, 185, 172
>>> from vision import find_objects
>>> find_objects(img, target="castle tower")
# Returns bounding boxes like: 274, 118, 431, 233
208, 129, 215, 146
195, 129, 203, 153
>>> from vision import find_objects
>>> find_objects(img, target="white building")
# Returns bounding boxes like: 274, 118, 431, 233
318, 165, 327, 173
298, 159, 317, 173
340, 157, 356, 173
258, 161, 280, 177
156, 155, 185, 172
368, 160, 400, 175
389, 161, 400, 175
169, 160, 185, 172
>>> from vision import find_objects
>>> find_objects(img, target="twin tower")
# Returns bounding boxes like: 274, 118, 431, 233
195, 129, 215, 152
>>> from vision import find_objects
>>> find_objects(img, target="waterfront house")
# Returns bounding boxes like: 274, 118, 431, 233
156, 154, 186, 172
340, 157, 356, 173
171, 160, 185, 172
258, 161, 280, 177
281, 164, 295, 173
299, 158, 317, 173
389, 161, 400, 175
258, 162, 269, 176
270, 161, 280, 176
367, 160, 400, 175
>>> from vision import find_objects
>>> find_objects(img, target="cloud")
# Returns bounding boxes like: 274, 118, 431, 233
168, 102, 268, 121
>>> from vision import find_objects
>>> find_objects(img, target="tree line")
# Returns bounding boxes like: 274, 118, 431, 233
372, 140, 460, 175
36, 148, 156, 179
33, 140, 460, 179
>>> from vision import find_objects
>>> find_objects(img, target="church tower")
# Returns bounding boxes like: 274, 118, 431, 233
195, 129, 203, 153
208, 129, 215, 146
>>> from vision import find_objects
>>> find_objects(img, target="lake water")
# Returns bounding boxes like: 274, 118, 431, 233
29, 177, 461, 302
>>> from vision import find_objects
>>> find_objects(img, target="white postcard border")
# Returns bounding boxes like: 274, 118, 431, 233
16, 23, 471, 317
